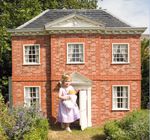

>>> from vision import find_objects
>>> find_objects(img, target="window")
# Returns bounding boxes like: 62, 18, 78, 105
67, 43, 84, 64
24, 86, 40, 109
112, 86, 130, 110
112, 43, 129, 64
23, 44, 40, 64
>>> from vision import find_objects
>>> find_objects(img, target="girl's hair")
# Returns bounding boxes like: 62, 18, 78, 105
54, 73, 71, 92
61, 73, 71, 82
54, 81, 62, 92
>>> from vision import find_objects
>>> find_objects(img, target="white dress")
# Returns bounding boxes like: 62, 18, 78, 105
57, 85, 80, 123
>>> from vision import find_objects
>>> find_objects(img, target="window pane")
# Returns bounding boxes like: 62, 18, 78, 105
113, 44, 128, 63
123, 98, 128, 108
113, 87, 117, 98
67, 44, 84, 63
24, 45, 39, 64
25, 87, 40, 108
113, 98, 117, 109
26, 99, 31, 107
113, 86, 129, 109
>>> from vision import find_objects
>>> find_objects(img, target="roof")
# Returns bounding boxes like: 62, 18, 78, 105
18, 9, 131, 29
9, 9, 146, 35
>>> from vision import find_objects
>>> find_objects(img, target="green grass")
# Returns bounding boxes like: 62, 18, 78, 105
48, 125, 106, 140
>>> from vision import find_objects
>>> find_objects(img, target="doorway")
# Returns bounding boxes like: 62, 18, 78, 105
71, 72, 92, 130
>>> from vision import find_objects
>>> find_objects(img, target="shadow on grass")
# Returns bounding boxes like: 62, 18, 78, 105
50, 123, 64, 131
91, 134, 106, 140
50, 120, 81, 131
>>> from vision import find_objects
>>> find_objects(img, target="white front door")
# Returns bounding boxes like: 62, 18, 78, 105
79, 88, 92, 130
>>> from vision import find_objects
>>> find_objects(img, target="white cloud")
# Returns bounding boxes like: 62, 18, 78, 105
98, 0, 149, 34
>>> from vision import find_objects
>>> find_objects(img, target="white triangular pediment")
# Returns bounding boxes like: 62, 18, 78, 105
71, 72, 92, 86
45, 14, 104, 29
50, 17, 98, 27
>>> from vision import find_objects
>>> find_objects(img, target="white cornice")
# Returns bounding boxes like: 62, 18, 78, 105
8, 27, 147, 36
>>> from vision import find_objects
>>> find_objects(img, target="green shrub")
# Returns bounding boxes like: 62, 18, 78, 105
120, 110, 149, 140
24, 119, 49, 140
104, 121, 129, 140
0, 125, 8, 140
0, 94, 49, 140
104, 110, 149, 140
0, 93, 13, 140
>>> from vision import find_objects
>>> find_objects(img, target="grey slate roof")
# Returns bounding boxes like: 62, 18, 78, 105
22, 9, 130, 28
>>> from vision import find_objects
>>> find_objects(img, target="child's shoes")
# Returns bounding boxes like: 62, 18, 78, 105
66, 127, 72, 132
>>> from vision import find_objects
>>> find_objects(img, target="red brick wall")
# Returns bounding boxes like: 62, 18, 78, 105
11, 35, 51, 119
12, 36, 50, 79
12, 34, 141, 126
12, 81, 51, 117
50, 34, 141, 80
91, 80, 141, 126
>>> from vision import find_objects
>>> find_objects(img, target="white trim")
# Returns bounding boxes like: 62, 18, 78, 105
9, 27, 147, 36
67, 42, 85, 64
23, 64, 41, 66
112, 43, 130, 64
112, 85, 130, 111
45, 13, 104, 29
73, 84, 92, 130
79, 89, 88, 130
87, 87, 92, 127
23, 44, 40, 65
24, 86, 41, 110
16, 9, 49, 29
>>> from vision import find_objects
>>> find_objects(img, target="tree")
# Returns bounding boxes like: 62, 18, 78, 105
0, 0, 42, 102
141, 38, 149, 108
0, 27, 11, 102
41, 0, 98, 10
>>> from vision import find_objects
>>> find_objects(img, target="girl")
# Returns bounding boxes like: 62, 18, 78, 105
57, 73, 80, 132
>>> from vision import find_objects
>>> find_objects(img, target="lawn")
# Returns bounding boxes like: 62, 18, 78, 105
48, 125, 106, 140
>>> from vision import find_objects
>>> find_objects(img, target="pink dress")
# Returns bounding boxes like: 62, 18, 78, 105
57, 86, 80, 123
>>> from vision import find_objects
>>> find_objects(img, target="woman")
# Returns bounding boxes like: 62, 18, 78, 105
57, 73, 80, 132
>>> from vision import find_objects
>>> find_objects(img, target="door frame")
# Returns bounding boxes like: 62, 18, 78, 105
73, 84, 92, 130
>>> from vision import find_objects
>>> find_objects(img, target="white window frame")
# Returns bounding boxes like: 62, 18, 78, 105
112, 85, 130, 111
67, 43, 85, 64
23, 44, 40, 65
24, 86, 41, 110
112, 43, 130, 64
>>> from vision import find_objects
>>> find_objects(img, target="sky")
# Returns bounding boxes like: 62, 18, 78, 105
98, 0, 149, 34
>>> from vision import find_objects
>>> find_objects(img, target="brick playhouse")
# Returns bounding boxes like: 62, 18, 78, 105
9, 9, 146, 130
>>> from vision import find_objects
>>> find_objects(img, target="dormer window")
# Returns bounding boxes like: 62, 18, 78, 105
23, 44, 40, 65
67, 43, 84, 64
112, 43, 129, 64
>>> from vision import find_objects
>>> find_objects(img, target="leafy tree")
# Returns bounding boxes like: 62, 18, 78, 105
0, 27, 11, 102
141, 38, 149, 108
0, 0, 42, 28
0, 0, 42, 102
41, 0, 98, 10
40, 0, 59, 9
